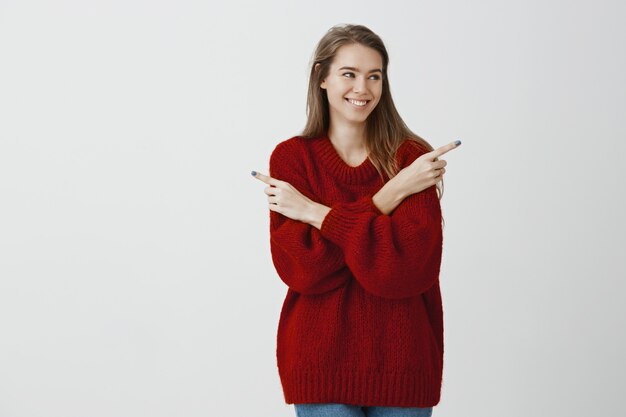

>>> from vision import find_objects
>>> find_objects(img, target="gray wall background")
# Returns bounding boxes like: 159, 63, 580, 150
1, 0, 624, 416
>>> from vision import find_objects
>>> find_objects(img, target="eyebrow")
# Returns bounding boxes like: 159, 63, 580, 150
337, 66, 382, 74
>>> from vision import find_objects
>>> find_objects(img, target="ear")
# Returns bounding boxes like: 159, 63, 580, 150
315, 63, 327, 89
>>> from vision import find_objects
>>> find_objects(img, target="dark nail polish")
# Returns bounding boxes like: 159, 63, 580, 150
251, 170, 257, 176
454, 140, 461, 146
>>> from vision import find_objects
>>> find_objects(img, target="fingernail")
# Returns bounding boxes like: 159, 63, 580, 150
251, 170, 257, 176
454, 140, 461, 146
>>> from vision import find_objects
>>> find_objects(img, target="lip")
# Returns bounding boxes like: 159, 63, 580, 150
344, 97, 371, 108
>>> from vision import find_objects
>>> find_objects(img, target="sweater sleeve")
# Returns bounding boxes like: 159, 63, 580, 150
422, 279, 444, 362
318, 143, 443, 300
268, 141, 352, 295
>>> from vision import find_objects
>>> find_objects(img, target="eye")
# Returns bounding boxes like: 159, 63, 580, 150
342, 72, 381, 80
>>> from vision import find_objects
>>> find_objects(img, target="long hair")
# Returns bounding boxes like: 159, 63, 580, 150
300, 23, 444, 200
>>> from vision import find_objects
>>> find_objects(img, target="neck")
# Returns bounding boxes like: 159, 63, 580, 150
327, 123, 368, 158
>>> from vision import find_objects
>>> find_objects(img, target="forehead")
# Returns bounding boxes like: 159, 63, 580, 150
332, 43, 382, 69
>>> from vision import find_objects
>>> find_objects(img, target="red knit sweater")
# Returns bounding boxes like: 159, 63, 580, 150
269, 132, 444, 408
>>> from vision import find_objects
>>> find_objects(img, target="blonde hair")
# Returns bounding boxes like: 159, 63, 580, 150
300, 23, 444, 200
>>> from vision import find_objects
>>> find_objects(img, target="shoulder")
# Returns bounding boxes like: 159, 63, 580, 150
269, 136, 314, 178
270, 136, 303, 163
270, 135, 322, 164
272, 136, 313, 157
396, 138, 430, 167
268, 136, 321, 193
271, 135, 300, 158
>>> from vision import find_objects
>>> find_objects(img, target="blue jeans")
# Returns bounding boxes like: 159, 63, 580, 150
294, 403, 433, 417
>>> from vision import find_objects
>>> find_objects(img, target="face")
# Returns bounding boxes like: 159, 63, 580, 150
318, 43, 384, 126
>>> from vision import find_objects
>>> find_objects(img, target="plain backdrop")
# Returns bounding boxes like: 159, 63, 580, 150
1, 1, 625, 416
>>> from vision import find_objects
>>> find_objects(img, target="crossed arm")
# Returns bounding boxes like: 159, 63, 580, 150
263, 141, 443, 300
305, 178, 407, 229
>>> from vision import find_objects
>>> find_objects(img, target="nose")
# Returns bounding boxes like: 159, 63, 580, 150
353, 75, 367, 93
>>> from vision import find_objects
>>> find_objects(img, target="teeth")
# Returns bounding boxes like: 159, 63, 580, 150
347, 98, 367, 106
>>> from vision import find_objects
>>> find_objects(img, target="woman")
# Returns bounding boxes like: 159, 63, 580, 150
252, 23, 460, 417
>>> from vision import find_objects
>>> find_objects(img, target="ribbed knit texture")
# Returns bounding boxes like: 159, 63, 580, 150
268, 132, 444, 408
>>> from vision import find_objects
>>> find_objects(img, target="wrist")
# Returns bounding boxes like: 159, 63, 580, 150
307, 201, 331, 230
373, 180, 407, 215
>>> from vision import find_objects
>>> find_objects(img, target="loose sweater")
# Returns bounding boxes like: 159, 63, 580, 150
268, 132, 444, 408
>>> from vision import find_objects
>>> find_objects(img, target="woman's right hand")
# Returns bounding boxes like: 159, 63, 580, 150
392, 140, 460, 200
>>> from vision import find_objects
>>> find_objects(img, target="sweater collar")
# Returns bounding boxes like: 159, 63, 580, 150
312, 132, 379, 184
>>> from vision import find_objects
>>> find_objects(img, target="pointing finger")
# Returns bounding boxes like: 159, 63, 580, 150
251, 170, 281, 187
424, 140, 461, 160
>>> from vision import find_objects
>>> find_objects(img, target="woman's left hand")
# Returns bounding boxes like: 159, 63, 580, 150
252, 171, 316, 224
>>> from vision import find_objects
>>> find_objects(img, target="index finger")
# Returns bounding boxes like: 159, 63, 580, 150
251, 171, 282, 187
424, 140, 461, 160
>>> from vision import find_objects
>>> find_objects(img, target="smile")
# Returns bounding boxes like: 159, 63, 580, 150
345, 98, 370, 107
